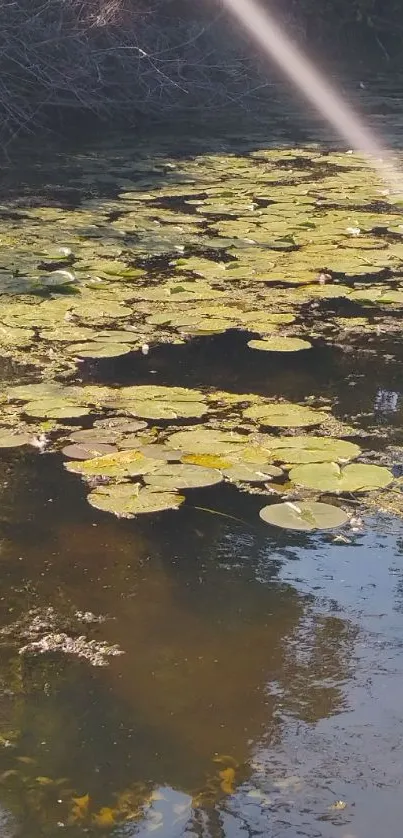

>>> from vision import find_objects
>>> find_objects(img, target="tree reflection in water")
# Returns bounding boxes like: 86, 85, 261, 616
0, 452, 358, 836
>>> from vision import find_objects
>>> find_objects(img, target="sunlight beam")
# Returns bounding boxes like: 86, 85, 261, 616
220, 0, 402, 193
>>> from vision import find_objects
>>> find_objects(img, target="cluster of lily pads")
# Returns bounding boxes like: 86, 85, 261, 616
1, 379, 394, 530
1, 145, 403, 379
1, 143, 403, 529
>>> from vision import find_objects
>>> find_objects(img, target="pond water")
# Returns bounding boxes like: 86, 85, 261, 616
1, 76, 403, 837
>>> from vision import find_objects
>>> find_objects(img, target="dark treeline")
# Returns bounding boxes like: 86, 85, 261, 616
0, 0, 402, 145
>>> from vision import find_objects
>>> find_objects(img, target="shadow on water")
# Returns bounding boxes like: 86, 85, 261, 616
0, 438, 402, 836
2, 72, 403, 838
0, 447, 362, 837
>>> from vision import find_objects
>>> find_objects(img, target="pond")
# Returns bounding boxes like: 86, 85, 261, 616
1, 76, 403, 837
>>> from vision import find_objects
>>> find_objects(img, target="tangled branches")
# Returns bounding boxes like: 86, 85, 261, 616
0, 0, 261, 145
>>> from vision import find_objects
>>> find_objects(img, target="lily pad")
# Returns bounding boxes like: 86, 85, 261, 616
0, 326, 34, 347
290, 461, 393, 492
69, 428, 121, 444
223, 463, 282, 483
65, 449, 163, 478
181, 453, 233, 469
248, 336, 312, 352
87, 484, 184, 517
167, 428, 246, 455
71, 301, 132, 320
144, 463, 223, 490
244, 402, 328, 427
8, 383, 66, 402
268, 436, 361, 463
115, 400, 207, 420
259, 500, 349, 530
62, 443, 118, 460
68, 342, 133, 358
40, 327, 100, 343
0, 432, 34, 448
23, 399, 91, 419
93, 418, 148, 433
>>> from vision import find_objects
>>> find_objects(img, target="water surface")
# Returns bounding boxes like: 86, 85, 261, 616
1, 76, 403, 837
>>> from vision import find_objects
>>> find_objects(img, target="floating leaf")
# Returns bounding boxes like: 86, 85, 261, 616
178, 319, 230, 335
138, 444, 181, 461
244, 402, 328, 427
71, 301, 132, 320
40, 327, 100, 343
223, 463, 282, 482
144, 463, 223, 490
290, 461, 393, 492
0, 432, 33, 448
0, 325, 34, 347
247, 336, 312, 352
167, 428, 246, 455
93, 418, 148, 433
88, 484, 184, 517
62, 443, 117, 460
181, 453, 232, 469
115, 400, 207, 420
97, 330, 139, 343
65, 449, 163, 478
268, 436, 361, 463
68, 342, 133, 358
8, 383, 66, 402
114, 385, 206, 403
70, 428, 121, 444
23, 399, 91, 420
259, 500, 348, 530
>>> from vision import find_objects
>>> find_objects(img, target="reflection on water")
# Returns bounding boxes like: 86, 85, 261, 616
1, 76, 403, 838
0, 447, 402, 837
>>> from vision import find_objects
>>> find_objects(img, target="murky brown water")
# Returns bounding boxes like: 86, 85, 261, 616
1, 74, 403, 837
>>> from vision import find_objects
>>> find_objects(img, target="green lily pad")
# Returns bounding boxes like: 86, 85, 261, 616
259, 500, 349, 530
97, 330, 139, 343
244, 402, 328, 428
93, 418, 148, 433
115, 400, 207, 420
247, 337, 312, 352
68, 342, 133, 358
71, 301, 132, 320
40, 327, 100, 343
0, 432, 33, 448
289, 461, 393, 492
23, 399, 91, 419
69, 428, 121, 444
8, 383, 66, 402
87, 484, 184, 517
138, 444, 181, 461
181, 453, 233, 469
178, 319, 230, 335
144, 463, 223, 490
62, 443, 118, 460
167, 428, 246, 455
268, 436, 361, 463
223, 463, 282, 482
65, 449, 163, 478
0, 326, 34, 347
113, 385, 206, 403
117, 434, 150, 449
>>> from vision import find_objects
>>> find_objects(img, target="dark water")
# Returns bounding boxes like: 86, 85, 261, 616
0, 334, 403, 837
1, 78, 403, 838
